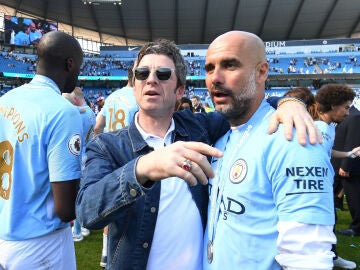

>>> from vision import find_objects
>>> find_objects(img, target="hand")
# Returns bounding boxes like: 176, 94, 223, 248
339, 168, 350, 178
350, 146, 360, 158
267, 100, 321, 146
136, 141, 223, 186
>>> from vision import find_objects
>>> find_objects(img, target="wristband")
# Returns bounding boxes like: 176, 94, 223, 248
348, 150, 359, 158
277, 97, 306, 108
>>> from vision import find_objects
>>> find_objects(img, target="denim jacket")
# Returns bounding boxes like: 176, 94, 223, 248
76, 109, 229, 270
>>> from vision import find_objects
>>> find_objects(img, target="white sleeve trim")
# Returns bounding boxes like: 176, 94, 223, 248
275, 221, 336, 269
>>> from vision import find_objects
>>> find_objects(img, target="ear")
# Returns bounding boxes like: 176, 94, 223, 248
257, 62, 269, 83
176, 85, 185, 100
65, 57, 74, 72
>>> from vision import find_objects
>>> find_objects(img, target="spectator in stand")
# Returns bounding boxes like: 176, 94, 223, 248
76, 38, 318, 270
62, 86, 96, 242
203, 31, 335, 270
191, 95, 206, 113
0, 31, 83, 269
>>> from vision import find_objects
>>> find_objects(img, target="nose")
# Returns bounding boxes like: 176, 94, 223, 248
146, 69, 158, 83
206, 66, 224, 89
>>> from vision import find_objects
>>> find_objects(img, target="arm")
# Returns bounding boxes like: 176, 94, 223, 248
267, 97, 321, 146
47, 105, 83, 223
76, 137, 222, 229
268, 129, 335, 269
76, 137, 144, 229
332, 146, 360, 159
276, 222, 335, 269
94, 113, 106, 136
52, 180, 79, 222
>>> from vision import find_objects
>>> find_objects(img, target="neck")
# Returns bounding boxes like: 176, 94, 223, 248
229, 97, 262, 127
137, 111, 173, 138
37, 71, 63, 92
318, 113, 332, 124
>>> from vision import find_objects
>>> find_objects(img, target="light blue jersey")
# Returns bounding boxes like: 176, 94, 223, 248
204, 99, 335, 269
80, 102, 96, 147
101, 86, 138, 131
315, 120, 335, 158
79, 102, 96, 170
0, 75, 83, 240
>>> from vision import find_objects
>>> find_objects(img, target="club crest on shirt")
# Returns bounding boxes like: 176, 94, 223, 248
230, 159, 247, 184
68, 134, 81, 156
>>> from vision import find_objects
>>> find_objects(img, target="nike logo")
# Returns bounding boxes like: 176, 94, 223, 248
128, 47, 138, 51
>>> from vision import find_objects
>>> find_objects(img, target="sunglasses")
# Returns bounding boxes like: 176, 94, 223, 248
134, 67, 175, 81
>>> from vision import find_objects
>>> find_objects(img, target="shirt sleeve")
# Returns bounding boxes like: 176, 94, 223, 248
275, 221, 335, 269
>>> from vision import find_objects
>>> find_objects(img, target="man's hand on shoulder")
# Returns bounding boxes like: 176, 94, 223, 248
267, 97, 322, 146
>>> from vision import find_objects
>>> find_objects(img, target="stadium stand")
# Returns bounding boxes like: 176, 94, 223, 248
1, 38, 360, 107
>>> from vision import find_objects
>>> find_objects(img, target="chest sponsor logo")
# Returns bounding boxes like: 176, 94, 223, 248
230, 159, 247, 184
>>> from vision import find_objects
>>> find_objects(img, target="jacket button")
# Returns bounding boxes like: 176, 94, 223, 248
150, 207, 156, 213
129, 189, 137, 197
143, 242, 149, 249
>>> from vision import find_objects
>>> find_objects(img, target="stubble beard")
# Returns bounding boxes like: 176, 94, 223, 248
214, 70, 257, 124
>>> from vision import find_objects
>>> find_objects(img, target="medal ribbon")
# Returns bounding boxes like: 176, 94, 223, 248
207, 124, 253, 262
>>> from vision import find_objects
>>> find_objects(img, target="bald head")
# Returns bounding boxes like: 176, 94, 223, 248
36, 31, 83, 93
209, 31, 266, 64
37, 31, 83, 67
205, 31, 269, 126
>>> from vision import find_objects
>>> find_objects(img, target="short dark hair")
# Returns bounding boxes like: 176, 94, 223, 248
133, 39, 186, 87
127, 63, 134, 86
316, 84, 355, 113
284, 87, 317, 119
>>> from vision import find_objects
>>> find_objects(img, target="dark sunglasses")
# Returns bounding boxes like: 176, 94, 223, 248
134, 67, 175, 81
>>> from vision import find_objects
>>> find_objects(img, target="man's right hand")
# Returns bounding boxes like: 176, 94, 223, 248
136, 141, 223, 186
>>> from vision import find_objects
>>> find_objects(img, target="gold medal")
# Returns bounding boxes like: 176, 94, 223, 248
207, 240, 213, 263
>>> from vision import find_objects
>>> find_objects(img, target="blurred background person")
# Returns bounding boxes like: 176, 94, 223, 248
176, 96, 194, 112
191, 95, 206, 113
63, 86, 96, 242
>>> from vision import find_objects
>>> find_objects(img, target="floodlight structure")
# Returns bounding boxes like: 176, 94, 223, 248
82, 0, 122, 5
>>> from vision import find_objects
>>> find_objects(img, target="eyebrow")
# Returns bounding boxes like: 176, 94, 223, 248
205, 58, 241, 70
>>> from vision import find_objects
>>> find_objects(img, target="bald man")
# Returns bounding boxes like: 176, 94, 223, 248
203, 31, 336, 270
0, 31, 84, 269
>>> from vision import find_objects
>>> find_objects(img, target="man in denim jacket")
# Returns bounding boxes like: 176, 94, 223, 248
76, 39, 317, 270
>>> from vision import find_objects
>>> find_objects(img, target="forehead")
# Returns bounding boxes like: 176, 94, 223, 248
206, 41, 247, 64
138, 54, 175, 68
336, 100, 352, 108
206, 33, 261, 65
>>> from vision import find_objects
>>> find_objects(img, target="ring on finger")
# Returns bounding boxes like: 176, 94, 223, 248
181, 159, 192, 171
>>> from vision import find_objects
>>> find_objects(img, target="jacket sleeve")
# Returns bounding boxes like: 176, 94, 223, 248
75, 136, 147, 230
195, 111, 230, 144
